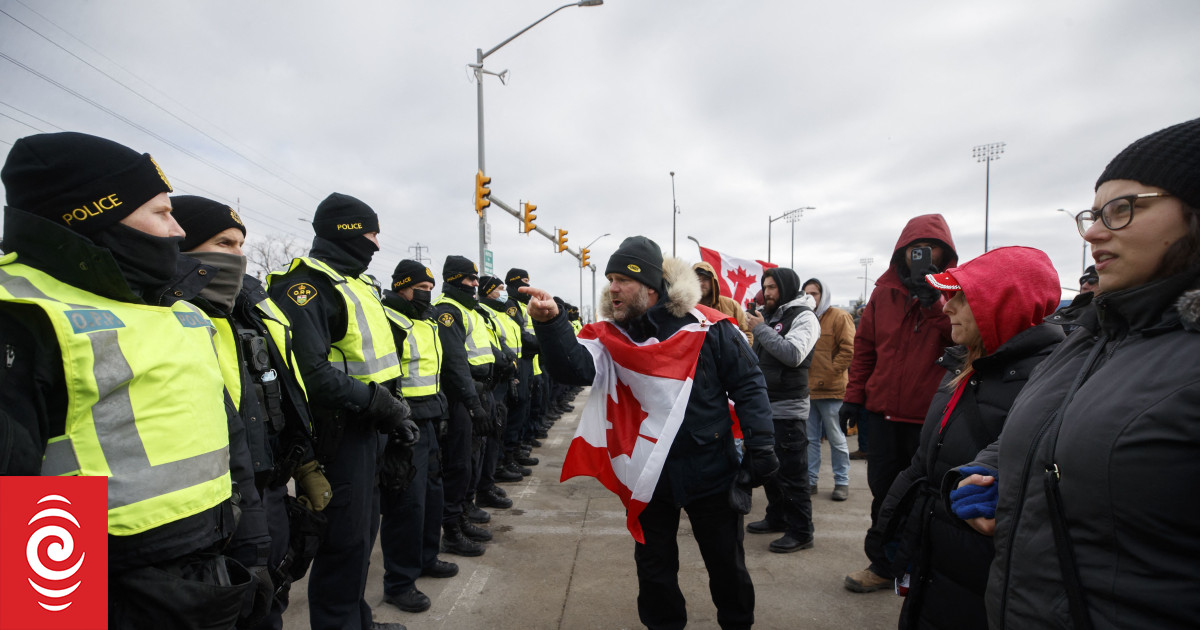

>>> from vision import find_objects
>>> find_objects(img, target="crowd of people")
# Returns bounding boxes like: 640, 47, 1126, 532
1, 115, 1198, 630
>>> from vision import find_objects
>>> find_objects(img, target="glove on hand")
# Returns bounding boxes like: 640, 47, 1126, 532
379, 435, 416, 492
394, 418, 420, 447
246, 564, 274, 624
293, 460, 332, 512
361, 381, 412, 433
493, 400, 508, 437
467, 396, 490, 434
744, 444, 780, 487
913, 283, 942, 308
950, 466, 998, 520
838, 402, 863, 433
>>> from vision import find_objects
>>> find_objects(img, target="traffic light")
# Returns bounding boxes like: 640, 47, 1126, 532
556, 228, 569, 253
522, 202, 537, 234
474, 171, 491, 217
580, 247, 590, 268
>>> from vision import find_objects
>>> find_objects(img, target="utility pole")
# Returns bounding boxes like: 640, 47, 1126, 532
408, 242, 431, 266
859, 257, 874, 303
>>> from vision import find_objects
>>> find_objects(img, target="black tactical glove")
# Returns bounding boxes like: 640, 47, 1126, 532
838, 402, 863, 434
912, 283, 942, 308
395, 418, 419, 446
360, 381, 412, 434
379, 434, 416, 493
743, 444, 780, 487
493, 400, 508, 438
467, 396, 489, 434
245, 564, 274, 624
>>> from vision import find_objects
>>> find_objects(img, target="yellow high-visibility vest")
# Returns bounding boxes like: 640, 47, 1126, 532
268, 257, 401, 384
482, 302, 522, 358
0, 255, 232, 536
433, 295, 496, 367
384, 306, 442, 398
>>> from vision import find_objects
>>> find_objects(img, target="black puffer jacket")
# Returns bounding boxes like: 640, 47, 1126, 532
962, 269, 1200, 629
867, 323, 1062, 630
533, 256, 774, 506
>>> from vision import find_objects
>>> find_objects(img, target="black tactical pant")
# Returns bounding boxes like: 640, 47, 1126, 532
380, 418, 444, 597
762, 411, 814, 541
441, 398, 473, 525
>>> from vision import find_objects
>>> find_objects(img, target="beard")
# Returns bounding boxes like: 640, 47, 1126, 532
612, 284, 652, 325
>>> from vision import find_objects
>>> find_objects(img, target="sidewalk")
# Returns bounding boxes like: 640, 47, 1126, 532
283, 387, 903, 629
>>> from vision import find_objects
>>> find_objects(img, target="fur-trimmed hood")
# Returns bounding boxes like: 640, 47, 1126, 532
600, 256, 701, 320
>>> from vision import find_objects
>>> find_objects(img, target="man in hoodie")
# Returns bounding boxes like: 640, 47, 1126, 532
694, 260, 753, 345
802, 278, 855, 502
267, 193, 410, 630
745, 267, 821, 553
839, 214, 957, 593
524, 236, 777, 630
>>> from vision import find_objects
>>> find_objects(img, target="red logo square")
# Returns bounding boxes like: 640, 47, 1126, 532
0, 476, 108, 630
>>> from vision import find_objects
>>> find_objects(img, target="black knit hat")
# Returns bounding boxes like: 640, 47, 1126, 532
605, 235, 665, 294
312, 192, 380, 240
443, 255, 478, 283
479, 275, 503, 297
171, 195, 246, 252
505, 267, 530, 291
1097, 117, 1200, 209
392, 259, 436, 291
1, 131, 173, 235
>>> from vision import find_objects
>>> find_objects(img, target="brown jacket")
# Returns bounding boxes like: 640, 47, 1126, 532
692, 261, 752, 345
809, 306, 856, 399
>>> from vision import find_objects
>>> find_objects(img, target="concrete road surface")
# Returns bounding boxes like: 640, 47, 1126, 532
284, 387, 904, 629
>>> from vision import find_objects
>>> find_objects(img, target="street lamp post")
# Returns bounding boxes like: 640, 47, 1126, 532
973, 142, 1005, 253
1057, 208, 1088, 274
471, 0, 604, 267
859, 257, 874, 303
669, 172, 680, 257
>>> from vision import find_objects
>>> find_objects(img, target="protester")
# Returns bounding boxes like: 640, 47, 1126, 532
848, 247, 1062, 630
694, 261, 753, 344
955, 117, 1200, 629
802, 278, 855, 501
523, 236, 777, 630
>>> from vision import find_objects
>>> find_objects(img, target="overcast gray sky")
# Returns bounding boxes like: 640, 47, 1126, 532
2, 0, 1198, 314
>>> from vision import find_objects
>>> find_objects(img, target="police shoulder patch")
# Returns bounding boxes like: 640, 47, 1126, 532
506, 306, 517, 317
438, 312, 456, 327
288, 282, 318, 306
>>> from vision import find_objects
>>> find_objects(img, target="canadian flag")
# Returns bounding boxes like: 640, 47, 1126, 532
697, 246, 777, 310
560, 307, 726, 542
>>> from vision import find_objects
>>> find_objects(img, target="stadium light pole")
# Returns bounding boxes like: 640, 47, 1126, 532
767, 208, 798, 264
1057, 208, 1088, 274
470, 0, 604, 267
973, 142, 1005, 252
788, 206, 815, 269
859, 257, 874, 303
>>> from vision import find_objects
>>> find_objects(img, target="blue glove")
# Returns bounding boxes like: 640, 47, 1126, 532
950, 466, 998, 520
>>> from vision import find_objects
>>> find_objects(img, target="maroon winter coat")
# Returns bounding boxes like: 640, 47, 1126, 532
844, 214, 958, 424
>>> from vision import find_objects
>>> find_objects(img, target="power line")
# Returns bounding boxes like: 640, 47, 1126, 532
0, 100, 65, 131
0, 110, 46, 133
0, 5, 322, 203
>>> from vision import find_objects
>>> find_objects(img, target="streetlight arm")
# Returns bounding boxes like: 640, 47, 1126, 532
481, 2, 590, 61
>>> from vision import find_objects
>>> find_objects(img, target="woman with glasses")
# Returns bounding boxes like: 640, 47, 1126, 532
953, 117, 1200, 629
858, 246, 1062, 630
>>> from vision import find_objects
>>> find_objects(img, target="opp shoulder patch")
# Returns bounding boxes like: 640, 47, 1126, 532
288, 283, 318, 306
438, 312, 456, 327
506, 306, 517, 317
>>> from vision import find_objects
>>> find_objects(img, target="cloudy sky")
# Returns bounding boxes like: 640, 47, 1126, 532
2, 0, 1198, 315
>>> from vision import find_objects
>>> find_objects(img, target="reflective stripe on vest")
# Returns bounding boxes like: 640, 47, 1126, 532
434, 295, 495, 366
482, 303, 522, 358
383, 306, 442, 397
254, 294, 309, 399
0, 256, 232, 536
268, 257, 401, 384
515, 301, 542, 376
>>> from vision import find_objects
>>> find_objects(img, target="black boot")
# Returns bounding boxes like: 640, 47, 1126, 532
465, 499, 490, 524
459, 514, 493, 542
442, 521, 485, 557
515, 451, 539, 466
477, 486, 513, 509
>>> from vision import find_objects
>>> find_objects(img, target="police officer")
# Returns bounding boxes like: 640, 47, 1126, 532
477, 275, 523, 496
501, 268, 543, 474
266, 192, 416, 630
378, 260, 459, 613
173, 195, 332, 629
431, 255, 494, 555
0, 132, 268, 627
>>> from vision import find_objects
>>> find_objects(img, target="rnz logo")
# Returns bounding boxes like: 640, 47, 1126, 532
0, 476, 107, 630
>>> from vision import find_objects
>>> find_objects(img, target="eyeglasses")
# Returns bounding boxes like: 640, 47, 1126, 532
1075, 193, 1173, 237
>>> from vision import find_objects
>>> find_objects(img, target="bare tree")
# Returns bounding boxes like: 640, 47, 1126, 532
245, 233, 308, 279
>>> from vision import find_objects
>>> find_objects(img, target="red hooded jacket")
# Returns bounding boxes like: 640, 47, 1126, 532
844, 214, 957, 424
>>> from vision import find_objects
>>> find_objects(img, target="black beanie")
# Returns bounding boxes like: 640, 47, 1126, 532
1, 131, 173, 235
312, 192, 380, 240
443, 255, 478, 284
171, 195, 247, 252
505, 267, 530, 292
479, 275, 503, 297
605, 235, 665, 294
392, 259, 436, 291
1097, 117, 1200, 209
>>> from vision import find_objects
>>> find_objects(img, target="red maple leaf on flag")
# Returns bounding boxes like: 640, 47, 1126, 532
605, 379, 651, 458
725, 266, 758, 304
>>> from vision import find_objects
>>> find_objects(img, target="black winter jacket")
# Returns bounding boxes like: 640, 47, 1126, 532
962, 269, 1200, 629
867, 323, 1061, 630
534, 297, 773, 507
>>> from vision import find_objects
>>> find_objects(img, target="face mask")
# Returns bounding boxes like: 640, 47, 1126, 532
187, 250, 247, 313
338, 235, 379, 269
496, 291, 509, 303
91, 222, 182, 298
411, 288, 433, 312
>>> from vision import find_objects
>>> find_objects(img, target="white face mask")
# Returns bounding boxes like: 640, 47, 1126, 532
496, 291, 509, 302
